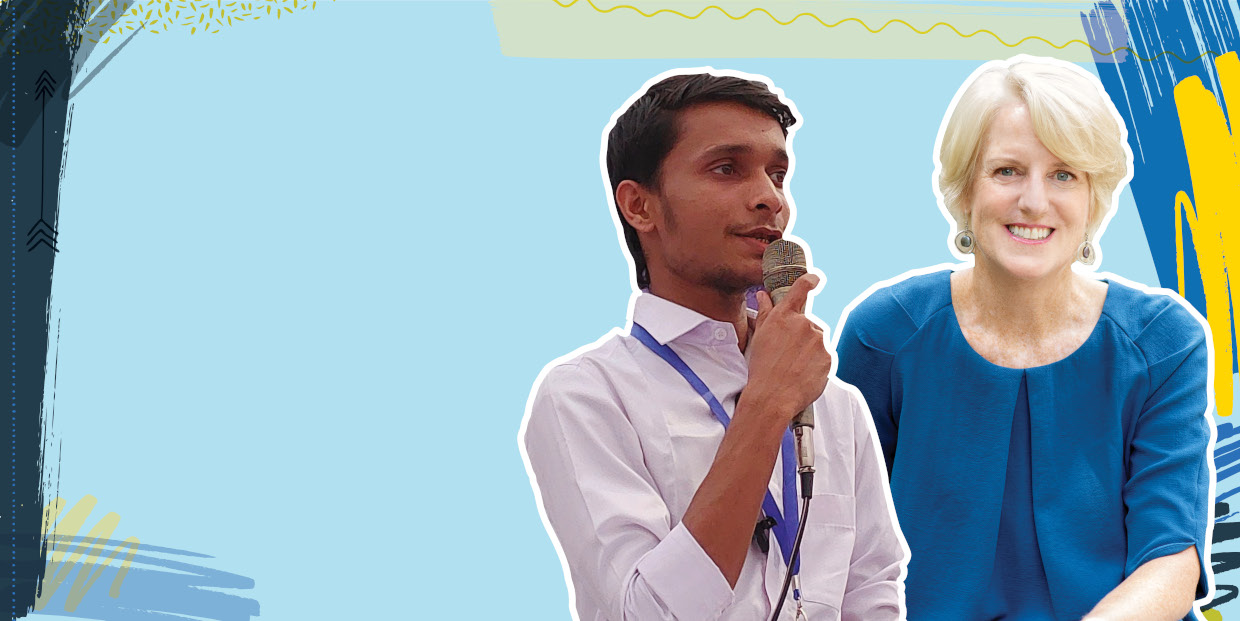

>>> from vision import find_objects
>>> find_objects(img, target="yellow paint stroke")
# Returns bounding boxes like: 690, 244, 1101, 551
552, 0, 1223, 64
35, 495, 140, 612
1203, 608, 1223, 621
1174, 50, 1240, 418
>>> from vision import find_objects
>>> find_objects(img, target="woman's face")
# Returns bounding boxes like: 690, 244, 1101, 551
966, 102, 1091, 282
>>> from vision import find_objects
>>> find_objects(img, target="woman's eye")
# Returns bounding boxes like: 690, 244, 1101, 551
1055, 171, 1075, 182
998, 167, 1016, 176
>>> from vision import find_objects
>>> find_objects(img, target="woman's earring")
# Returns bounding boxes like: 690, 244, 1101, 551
1076, 233, 1096, 265
954, 218, 975, 254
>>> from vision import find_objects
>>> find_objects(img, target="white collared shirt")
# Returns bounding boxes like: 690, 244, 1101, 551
522, 292, 907, 621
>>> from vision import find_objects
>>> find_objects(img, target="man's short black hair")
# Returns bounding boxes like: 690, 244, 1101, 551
605, 72, 797, 290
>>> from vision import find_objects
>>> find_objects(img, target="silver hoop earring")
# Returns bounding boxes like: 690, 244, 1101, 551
1076, 234, 1096, 265
954, 218, 975, 254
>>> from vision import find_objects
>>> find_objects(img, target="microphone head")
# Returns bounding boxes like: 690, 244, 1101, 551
762, 239, 807, 299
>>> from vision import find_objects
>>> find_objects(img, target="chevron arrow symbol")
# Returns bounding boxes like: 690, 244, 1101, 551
26, 218, 57, 253
34, 70, 56, 102
33, 70, 59, 241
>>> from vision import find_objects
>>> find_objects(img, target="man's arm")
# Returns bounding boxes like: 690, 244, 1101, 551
525, 363, 736, 621
525, 276, 831, 620
840, 388, 907, 619
680, 275, 832, 587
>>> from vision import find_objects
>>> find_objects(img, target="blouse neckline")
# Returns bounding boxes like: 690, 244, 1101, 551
944, 270, 1115, 372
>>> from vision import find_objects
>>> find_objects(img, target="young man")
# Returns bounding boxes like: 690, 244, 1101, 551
520, 69, 907, 620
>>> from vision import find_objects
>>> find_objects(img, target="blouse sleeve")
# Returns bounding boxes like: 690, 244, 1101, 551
835, 289, 909, 474
1125, 304, 1212, 598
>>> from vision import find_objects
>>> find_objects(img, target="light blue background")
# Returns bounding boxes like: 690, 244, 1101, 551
33, 1, 1175, 618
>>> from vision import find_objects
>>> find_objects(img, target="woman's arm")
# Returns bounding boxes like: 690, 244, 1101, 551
834, 290, 907, 473
1081, 545, 1199, 621
1104, 300, 1213, 621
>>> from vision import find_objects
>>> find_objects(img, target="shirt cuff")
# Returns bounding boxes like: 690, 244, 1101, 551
633, 521, 735, 620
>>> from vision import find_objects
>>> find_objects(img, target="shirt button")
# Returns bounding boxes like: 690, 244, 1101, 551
713, 327, 728, 340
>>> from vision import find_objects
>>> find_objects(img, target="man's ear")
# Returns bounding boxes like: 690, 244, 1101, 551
615, 180, 657, 233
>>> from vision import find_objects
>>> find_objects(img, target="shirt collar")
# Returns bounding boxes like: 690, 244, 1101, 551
631, 292, 756, 345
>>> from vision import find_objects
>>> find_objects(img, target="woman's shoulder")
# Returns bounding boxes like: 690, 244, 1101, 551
837, 267, 954, 352
1100, 275, 1208, 363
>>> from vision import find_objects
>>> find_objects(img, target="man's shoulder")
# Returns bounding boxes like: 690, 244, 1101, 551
521, 329, 639, 451
534, 329, 637, 391
524, 328, 649, 430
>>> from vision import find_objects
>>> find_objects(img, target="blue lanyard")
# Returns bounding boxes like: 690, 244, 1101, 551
631, 323, 800, 577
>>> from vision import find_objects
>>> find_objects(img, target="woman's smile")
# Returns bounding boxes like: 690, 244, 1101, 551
1005, 224, 1054, 244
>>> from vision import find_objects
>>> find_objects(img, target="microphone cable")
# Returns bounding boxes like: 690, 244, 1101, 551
769, 471, 813, 621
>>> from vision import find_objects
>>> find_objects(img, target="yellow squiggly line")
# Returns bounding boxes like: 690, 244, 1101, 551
553, 0, 1222, 64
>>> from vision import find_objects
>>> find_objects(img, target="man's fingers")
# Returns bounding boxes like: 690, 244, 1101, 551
780, 274, 820, 314
756, 289, 774, 320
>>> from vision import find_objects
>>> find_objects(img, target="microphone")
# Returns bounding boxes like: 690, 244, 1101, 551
762, 239, 816, 489
761, 239, 817, 621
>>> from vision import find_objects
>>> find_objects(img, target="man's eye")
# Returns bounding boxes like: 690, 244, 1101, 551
770, 170, 786, 185
1055, 171, 1076, 182
711, 164, 735, 175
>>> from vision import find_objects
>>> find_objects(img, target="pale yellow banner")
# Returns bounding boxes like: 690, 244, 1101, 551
491, 0, 1119, 60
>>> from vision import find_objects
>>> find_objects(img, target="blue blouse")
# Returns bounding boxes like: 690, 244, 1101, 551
979, 374, 1056, 618
836, 270, 1211, 620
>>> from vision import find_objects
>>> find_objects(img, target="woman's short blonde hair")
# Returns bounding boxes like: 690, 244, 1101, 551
936, 58, 1131, 236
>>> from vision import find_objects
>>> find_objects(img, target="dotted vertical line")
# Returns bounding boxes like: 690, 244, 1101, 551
9, 1, 16, 616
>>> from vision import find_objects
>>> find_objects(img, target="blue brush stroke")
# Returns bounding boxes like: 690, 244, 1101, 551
1083, 2, 1240, 611
1082, 1, 1238, 343
1217, 462, 1240, 485
1083, 0, 1240, 495
28, 542, 258, 620
1215, 441, 1240, 469
39, 538, 214, 559
1219, 423, 1240, 443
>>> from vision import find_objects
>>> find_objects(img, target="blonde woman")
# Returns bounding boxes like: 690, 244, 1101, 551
835, 57, 1212, 620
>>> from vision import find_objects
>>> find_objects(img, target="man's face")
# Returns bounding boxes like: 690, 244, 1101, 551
643, 101, 790, 295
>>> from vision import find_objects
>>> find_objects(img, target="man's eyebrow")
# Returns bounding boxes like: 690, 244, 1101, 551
699, 144, 790, 164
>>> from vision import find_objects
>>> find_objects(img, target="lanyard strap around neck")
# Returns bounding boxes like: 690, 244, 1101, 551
631, 322, 800, 576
